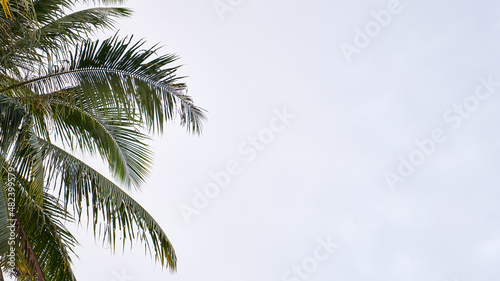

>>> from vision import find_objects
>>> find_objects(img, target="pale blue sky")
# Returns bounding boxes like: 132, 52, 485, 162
15, 0, 500, 280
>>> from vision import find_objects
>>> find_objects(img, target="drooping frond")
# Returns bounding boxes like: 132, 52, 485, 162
37, 8, 132, 55
0, 94, 45, 205
49, 99, 153, 188
41, 139, 177, 269
1, 35, 206, 134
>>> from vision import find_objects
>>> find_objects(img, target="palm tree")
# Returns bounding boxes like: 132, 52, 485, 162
0, 0, 205, 280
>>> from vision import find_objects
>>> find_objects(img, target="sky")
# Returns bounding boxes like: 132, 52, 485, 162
12, 0, 500, 280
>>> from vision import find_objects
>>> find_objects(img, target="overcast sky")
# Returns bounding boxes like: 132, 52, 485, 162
15, 0, 500, 280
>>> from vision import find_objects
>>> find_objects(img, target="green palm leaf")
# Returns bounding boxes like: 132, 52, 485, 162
3, 35, 206, 134
41, 139, 176, 269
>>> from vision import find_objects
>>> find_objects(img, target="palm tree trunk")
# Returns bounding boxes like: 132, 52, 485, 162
15, 213, 46, 281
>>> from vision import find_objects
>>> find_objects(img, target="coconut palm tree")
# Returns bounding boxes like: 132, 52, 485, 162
0, 0, 205, 280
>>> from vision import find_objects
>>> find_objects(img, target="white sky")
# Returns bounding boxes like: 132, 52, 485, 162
13, 0, 500, 280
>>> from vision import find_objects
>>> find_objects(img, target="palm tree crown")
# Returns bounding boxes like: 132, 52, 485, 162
0, 0, 205, 280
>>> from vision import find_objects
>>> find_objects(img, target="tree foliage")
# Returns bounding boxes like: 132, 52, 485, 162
0, 0, 205, 279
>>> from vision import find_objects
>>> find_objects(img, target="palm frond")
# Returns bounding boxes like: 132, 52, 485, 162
1, 0, 11, 18
49, 99, 153, 189
41, 139, 177, 269
0, 94, 44, 205
1, 35, 206, 134
37, 7, 132, 55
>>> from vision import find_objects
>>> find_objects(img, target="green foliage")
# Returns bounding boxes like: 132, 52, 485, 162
0, 0, 205, 279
